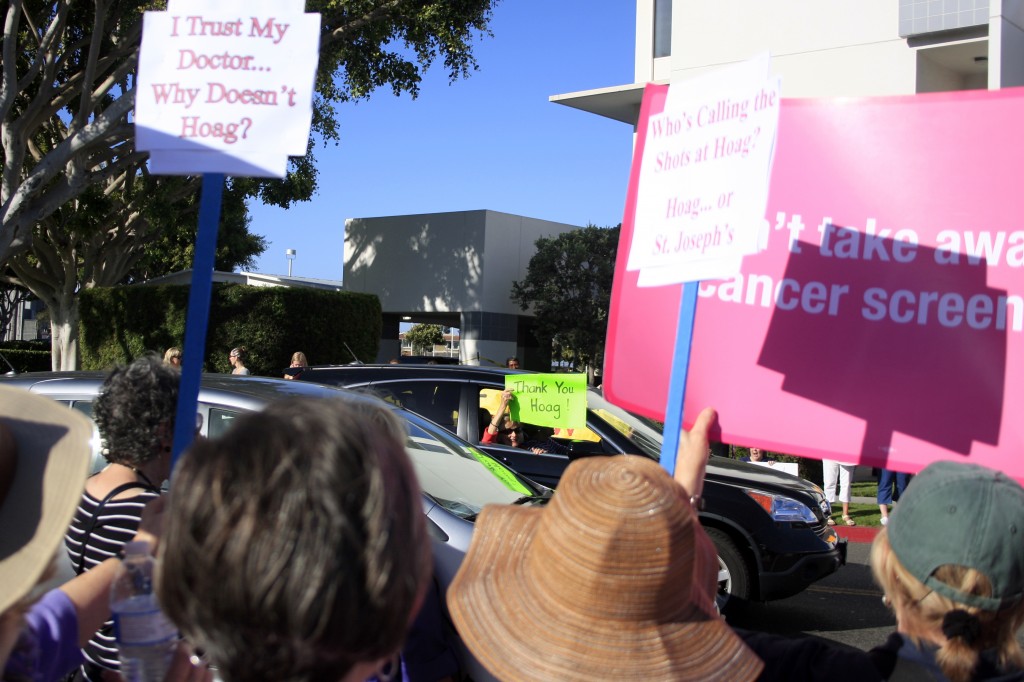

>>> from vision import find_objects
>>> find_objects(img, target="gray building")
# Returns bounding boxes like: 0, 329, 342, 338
343, 209, 580, 366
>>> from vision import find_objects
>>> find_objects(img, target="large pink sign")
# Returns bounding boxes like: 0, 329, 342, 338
605, 84, 1024, 479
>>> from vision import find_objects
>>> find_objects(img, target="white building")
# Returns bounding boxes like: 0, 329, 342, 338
552, 0, 1024, 127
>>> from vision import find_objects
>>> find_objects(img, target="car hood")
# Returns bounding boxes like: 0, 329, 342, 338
706, 456, 823, 497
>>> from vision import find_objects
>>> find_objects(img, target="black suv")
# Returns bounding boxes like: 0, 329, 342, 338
300, 364, 846, 610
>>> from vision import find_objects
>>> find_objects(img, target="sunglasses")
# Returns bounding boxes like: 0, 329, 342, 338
498, 426, 523, 435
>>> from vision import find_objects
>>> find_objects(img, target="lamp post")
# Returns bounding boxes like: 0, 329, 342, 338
285, 248, 296, 276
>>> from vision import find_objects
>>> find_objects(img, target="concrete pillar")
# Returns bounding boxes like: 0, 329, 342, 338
460, 311, 518, 367
376, 314, 401, 364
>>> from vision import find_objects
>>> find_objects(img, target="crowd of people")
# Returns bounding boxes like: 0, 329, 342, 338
2, 353, 1023, 682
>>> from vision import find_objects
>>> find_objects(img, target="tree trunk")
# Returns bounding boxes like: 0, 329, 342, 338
48, 294, 80, 370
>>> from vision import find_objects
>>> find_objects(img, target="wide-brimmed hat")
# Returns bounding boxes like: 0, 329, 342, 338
447, 455, 763, 681
888, 460, 1024, 611
0, 385, 92, 614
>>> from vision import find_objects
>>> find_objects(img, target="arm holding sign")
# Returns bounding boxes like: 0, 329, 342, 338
482, 390, 514, 443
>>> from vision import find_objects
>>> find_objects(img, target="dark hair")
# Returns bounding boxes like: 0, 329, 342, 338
93, 354, 179, 467
159, 397, 431, 682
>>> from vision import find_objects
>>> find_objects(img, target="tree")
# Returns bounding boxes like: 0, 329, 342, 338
2, 179, 265, 368
0, 281, 30, 340
404, 323, 444, 354
0, 0, 497, 368
511, 225, 620, 384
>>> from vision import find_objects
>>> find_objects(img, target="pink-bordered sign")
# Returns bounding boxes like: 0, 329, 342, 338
606, 84, 1024, 480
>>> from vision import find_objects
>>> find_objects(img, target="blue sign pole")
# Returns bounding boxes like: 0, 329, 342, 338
659, 281, 699, 477
170, 173, 224, 469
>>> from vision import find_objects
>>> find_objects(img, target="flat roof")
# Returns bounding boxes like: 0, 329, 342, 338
549, 82, 659, 126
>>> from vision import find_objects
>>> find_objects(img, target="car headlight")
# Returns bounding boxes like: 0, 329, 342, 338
746, 490, 819, 523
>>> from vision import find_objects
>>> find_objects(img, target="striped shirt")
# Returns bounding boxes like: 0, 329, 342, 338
64, 487, 160, 680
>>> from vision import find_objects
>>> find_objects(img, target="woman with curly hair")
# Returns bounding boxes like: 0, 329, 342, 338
64, 354, 180, 682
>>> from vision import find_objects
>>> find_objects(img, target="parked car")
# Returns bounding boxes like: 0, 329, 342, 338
299, 363, 847, 611
1, 371, 547, 682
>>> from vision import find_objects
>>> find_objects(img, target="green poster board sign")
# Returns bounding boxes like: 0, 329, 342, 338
505, 373, 587, 428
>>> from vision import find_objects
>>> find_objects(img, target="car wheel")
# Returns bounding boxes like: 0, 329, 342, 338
705, 528, 751, 614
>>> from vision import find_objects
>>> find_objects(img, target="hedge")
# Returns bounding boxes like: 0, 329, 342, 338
0, 339, 52, 373
79, 284, 381, 375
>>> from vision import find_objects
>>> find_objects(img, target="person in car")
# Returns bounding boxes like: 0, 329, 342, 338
64, 353, 180, 682
481, 390, 569, 455
449, 407, 764, 681
157, 397, 432, 682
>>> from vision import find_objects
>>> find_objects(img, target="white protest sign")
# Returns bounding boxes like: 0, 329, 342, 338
135, 0, 320, 177
627, 54, 780, 284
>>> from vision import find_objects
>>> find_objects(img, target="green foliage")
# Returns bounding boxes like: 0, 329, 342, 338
1, 0, 498, 266
511, 225, 620, 371
78, 285, 381, 374
126, 181, 267, 283
404, 323, 445, 353
0, 340, 52, 373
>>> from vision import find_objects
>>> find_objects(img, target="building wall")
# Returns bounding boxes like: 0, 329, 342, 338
644, 0, 1024, 98
343, 210, 580, 366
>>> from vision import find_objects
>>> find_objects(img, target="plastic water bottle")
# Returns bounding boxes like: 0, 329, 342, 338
111, 540, 177, 682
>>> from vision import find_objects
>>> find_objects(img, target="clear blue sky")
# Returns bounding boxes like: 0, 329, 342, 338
247, 0, 637, 281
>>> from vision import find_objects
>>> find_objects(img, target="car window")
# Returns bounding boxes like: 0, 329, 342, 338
586, 389, 663, 460
207, 408, 240, 439
70, 400, 94, 421
374, 381, 460, 432
401, 412, 539, 519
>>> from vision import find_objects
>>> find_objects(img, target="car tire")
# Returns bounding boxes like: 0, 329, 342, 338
705, 528, 751, 614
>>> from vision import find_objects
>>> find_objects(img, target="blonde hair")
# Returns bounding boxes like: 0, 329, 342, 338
290, 351, 308, 367
872, 530, 1024, 681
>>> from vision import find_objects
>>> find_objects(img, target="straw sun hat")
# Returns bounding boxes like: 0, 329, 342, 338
0, 385, 92, 615
447, 454, 763, 681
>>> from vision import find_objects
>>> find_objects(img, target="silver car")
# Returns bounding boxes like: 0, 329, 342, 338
4, 371, 544, 681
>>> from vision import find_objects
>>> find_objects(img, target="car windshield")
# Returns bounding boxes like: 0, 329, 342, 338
400, 410, 546, 519
587, 389, 664, 460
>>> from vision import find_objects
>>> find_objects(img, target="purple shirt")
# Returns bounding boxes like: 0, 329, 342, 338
4, 590, 83, 682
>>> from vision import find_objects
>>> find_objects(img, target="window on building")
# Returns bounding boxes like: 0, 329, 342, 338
654, 0, 672, 58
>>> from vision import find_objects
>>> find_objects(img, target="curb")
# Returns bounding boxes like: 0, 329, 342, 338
835, 525, 881, 544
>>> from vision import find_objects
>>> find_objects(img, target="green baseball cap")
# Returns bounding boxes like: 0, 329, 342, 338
888, 460, 1024, 611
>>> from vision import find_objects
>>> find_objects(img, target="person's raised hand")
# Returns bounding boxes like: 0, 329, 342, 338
673, 407, 720, 613
673, 407, 717, 502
